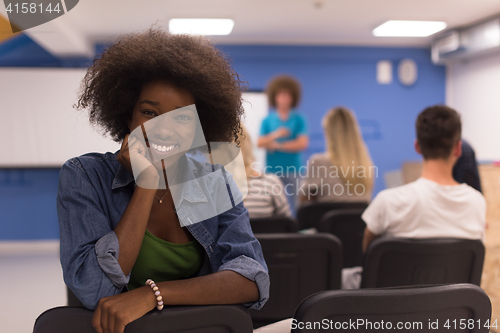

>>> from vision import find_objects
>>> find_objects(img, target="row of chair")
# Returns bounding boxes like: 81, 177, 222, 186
250, 202, 368, 233
250, 208, 366, 267
34, 283, 492, 332
250, 234, 485, 327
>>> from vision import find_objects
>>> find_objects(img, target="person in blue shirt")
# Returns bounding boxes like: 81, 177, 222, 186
57, 29, 269, 333
258, 75, 309, 213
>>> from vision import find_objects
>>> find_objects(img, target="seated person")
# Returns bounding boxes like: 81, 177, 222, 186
57, 29, 269, 333
453, 139, 482, 192
362, 105, 486, 253
299, 107, 374, 204
240, 125, 292, 219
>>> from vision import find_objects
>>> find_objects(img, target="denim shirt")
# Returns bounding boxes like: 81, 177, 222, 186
57, 151, 269, 310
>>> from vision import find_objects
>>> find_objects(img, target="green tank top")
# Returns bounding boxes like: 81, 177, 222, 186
127, 230, 205, 290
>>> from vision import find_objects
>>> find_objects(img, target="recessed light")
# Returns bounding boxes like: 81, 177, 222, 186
373, 20, 447, 37
169, 19, 234, 36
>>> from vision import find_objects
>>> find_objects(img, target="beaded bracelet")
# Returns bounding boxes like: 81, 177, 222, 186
145, 279, 164, 310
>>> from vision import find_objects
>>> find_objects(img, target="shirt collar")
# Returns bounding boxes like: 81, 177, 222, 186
111, 151, 135, 190
110, 151, 207, 204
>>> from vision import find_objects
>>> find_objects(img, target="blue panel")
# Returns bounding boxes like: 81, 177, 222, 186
0, 33, 92, 67
0, 168, 60, 240
0, 34, 61, 66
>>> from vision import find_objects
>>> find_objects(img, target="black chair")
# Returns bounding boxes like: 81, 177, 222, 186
292, 283, 491, 332
361, 238, 485, 288
250, 216, 299, 233
318, 208, 366, 268
67, 286, 84, 307
250, 233, 342, 328
297, 201, 368, 230
33, 304, 253, 333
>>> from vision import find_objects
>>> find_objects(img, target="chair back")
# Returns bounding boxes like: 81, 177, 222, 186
361, 238, 485, 288
34, 305, 253, 333
297, 201, 367, 230
318, 208, 366, 267
250, 216, 299, 233
67, 286, 84, 307
250, 233, 342, 328
292, 284, 491, 333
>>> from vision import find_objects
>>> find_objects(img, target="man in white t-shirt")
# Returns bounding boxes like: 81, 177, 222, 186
362, 105, 486, 252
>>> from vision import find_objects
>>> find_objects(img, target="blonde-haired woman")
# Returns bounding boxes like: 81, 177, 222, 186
240, 125, 292, 219
299, 107, 374, 204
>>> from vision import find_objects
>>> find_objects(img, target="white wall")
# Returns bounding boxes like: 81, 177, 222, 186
446, 54, 500, 161
0, 68, 267, 167
241, 92, 268, 170
0, 68, 120, 167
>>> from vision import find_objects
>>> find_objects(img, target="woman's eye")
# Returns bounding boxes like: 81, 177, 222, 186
141, 110, 157, 116
175, 114, 192, 121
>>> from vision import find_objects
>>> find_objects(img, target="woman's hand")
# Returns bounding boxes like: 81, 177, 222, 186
92, 287, 157, 333
117, 134, 159, 189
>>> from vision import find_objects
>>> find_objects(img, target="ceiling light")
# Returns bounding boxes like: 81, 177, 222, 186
373, 20, 447, 37
169, 19, 234, 36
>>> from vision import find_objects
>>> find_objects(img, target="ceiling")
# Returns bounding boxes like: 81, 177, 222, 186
2, 0, 500, 57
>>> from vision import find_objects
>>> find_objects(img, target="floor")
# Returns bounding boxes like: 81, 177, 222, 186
0, 242, 66, 333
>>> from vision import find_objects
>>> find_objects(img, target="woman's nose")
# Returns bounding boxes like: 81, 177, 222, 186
151, 114, 176, 139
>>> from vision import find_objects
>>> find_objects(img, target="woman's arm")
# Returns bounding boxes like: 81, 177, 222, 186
114, 134, 160, 276
114, 186, 156, 276
92, 270, 259, 333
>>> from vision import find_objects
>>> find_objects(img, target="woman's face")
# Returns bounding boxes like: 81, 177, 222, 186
128, 80, 197, 171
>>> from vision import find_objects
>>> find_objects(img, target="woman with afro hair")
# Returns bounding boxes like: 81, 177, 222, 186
57, 29, 269, 333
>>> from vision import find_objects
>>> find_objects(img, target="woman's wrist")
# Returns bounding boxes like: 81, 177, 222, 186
140, 285, 160, 310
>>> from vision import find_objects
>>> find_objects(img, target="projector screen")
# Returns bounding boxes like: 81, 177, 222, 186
0, 68, 267, 167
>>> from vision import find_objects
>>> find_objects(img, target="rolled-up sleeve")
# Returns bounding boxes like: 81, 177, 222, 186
57, 159, 129, 310
219, 255, 270, 310
214, 202, 270, 310
95, 231, 130, 287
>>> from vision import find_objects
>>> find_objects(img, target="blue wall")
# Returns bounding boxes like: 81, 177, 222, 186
0, 41, 445, 240
218, 45, 445, 193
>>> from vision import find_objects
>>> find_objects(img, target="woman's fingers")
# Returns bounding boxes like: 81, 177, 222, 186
129, 137, 147, 158
92, 304, 103, 333
120, 134, 130, 151
100, 302, 109, 333
114, 317, 126, 333
128, 135, 137, 148
107, 307, 116, 333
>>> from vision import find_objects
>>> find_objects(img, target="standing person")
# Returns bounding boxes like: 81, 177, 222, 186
258, 75, 309, 214
57, 29, 269, 333
299, 107, 374, 204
